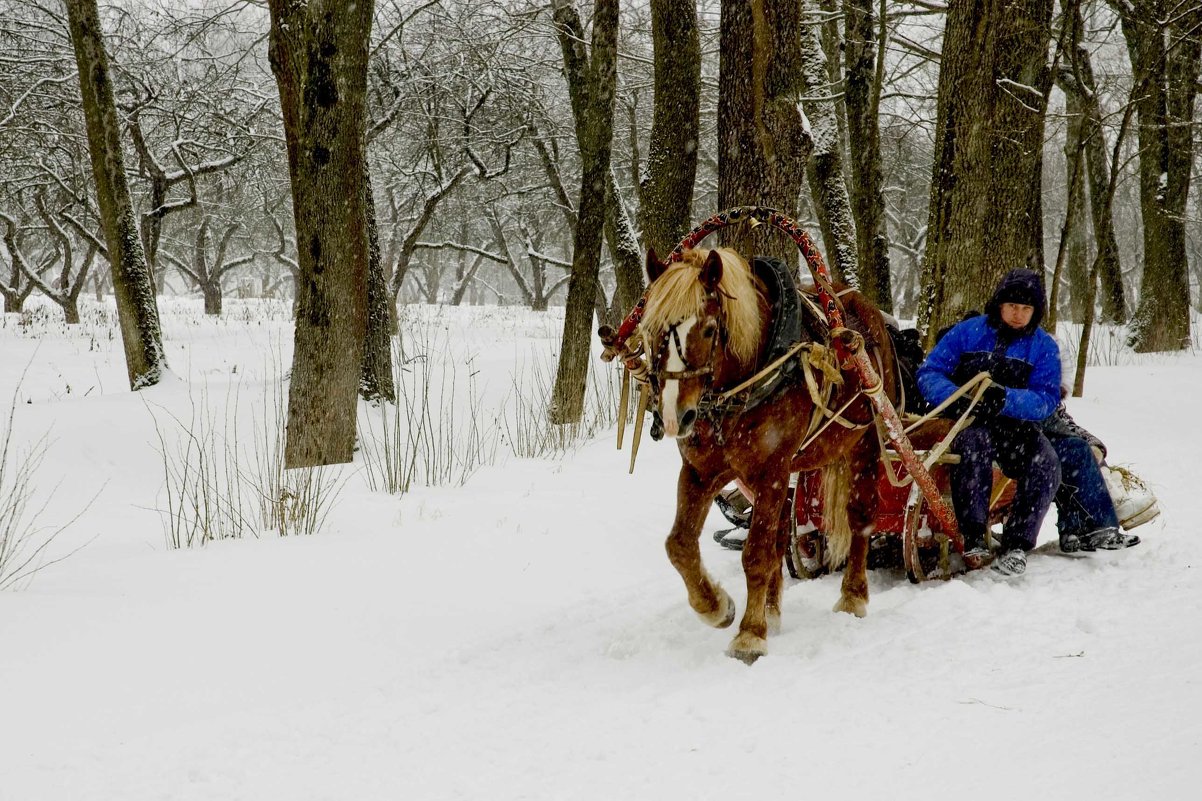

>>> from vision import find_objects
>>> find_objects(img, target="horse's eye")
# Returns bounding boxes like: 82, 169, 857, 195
702, 323, 717, 338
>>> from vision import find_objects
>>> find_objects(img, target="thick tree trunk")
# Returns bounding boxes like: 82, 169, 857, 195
843, 0, 892, 310
65, 0, 166, 389
920, 0, 1053, 343
717, 0, 809, 267
268, 0, 375, 467
360, 163, 396, 403
549, 0, 620, 424
639, 0, 701, 258
1112, 2, 1200, 352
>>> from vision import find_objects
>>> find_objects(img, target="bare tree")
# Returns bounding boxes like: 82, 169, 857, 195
359, 161, 395, 403
920, 0, 1054, 342
549, 0, 620, 424
3, 192, 98, 323
268, 0, 375, 468
1056, 1, 1127, 324
547, 2, 642, 323
160, 214, 252, 316
0, 211, 43, 314
843, 0, 892, 310
717, 0, 808, 265
799, 0, 859, 284
1108, 0, 1201, 351
65, 0, 166, 389
638, 0, 701, 258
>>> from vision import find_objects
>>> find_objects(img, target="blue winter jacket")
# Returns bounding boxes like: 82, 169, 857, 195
917, 315, 1061, 422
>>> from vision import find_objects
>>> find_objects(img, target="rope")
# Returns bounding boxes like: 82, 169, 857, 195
876, 372, 994, 488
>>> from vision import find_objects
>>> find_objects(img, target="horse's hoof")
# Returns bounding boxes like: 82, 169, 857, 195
726, 632, 768, 664
766, 606, 782, 636
833, 595, 868, 618
698, 589, 736, 629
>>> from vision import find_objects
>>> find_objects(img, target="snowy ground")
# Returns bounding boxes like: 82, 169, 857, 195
1, 298, 1200, 800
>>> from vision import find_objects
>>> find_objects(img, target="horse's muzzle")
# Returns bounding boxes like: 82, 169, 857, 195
665, 407, 697, 439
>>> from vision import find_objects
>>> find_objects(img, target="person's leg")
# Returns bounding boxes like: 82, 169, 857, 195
1051, 437, 1094, 536
993, 425, 1060, 553
950, 425, 995, 551
1051, 435, 1120, 550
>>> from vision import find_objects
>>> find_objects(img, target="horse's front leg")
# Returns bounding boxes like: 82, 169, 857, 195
728, 473, 789, 664
665, 463, 734, 629
834, 440, 879, 618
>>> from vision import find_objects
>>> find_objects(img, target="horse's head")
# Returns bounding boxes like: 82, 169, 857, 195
640, 247, 765, 439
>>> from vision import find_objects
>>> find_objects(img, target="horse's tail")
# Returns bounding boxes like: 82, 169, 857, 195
821, 454, 854, 569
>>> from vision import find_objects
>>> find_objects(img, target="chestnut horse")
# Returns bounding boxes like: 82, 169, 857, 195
640, 246, 899, 663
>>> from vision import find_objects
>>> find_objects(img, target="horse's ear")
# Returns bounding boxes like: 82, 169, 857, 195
700, 249, 724, 291
645, 248, 667, 282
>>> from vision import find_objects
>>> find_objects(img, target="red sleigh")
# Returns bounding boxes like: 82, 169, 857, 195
786, 418, 1017, 581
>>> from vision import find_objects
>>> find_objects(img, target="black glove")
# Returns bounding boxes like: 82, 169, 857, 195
973, 385, 1007, 418
941, 397, 971, 420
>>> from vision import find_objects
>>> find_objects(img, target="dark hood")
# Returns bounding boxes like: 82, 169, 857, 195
985, 268, 1046, 336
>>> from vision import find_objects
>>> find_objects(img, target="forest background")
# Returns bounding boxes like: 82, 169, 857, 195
4, 0, 1200, 469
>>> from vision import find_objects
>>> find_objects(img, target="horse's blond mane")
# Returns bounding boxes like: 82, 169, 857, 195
640, 248, 765, 366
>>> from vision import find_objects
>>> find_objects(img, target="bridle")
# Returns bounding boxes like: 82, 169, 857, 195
647, 289, 729, 428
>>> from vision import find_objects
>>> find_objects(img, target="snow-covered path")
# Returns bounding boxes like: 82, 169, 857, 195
1, 302, 1199, 800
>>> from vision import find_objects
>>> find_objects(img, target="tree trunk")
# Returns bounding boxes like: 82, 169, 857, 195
1, 214, 34, 314
717, 0, 809, 267
387, 167, 471, 319
603, 170, 645, 318
1057, 25, 1129, 324
268, 0, 375, 467
62, 297, 80, 325
203, 283, 222, 316
1059, 16, 1127, 324
1060, 93, 1090, 324
549, 0, 620, 424
65, 0, 166, 390
1112, 1, 1200, 352
142, 174, 168, 292
639, 0, 701, 258
843, 0, 893, 310
360, 162, 396, 403
553, 2, 643, 323
799, 0, 858, 285
920, 0, 1053, 344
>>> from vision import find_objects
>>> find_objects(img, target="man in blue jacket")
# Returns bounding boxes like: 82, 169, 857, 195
918, 269, 1062, 576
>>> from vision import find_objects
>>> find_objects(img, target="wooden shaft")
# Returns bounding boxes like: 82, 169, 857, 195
846, 346, 963, 551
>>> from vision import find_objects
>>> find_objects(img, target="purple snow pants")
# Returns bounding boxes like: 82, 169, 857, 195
951, 420, 1061, 552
